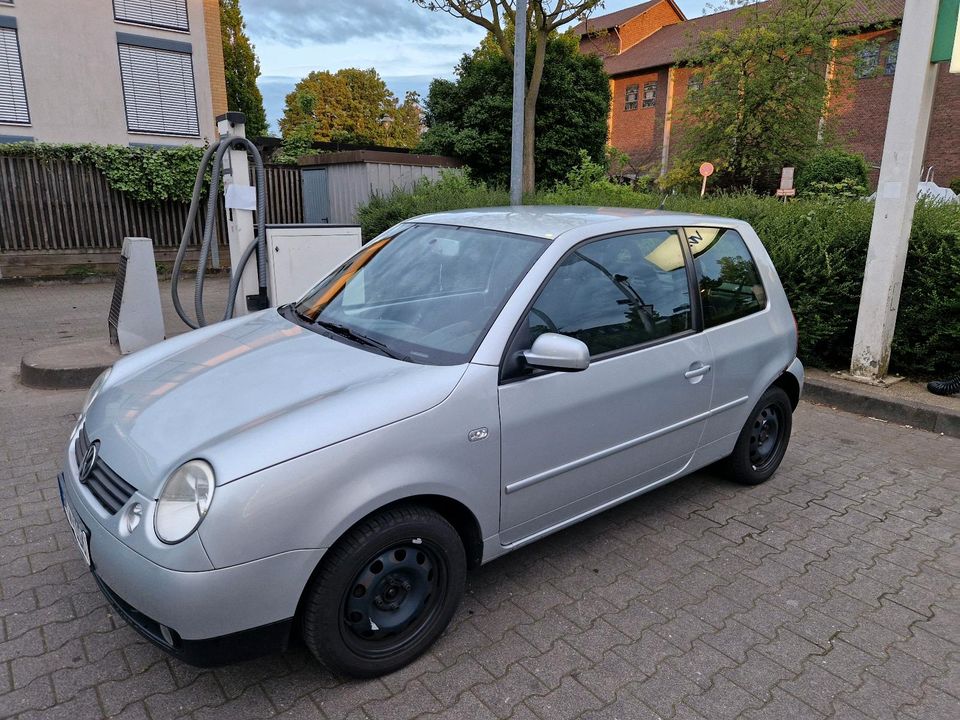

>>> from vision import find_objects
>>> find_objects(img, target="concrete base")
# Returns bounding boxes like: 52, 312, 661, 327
20, 341, 120, 390
835, 372, 906, 388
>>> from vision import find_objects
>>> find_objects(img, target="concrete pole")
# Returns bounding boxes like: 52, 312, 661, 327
510, 0, 528, 206
850, 0, 940, 381
217, 113, 258, 319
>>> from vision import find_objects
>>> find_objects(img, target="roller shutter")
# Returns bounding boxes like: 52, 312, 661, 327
114, 0, 189, 31
118, 42, 200, 136
0, 27, 29, 125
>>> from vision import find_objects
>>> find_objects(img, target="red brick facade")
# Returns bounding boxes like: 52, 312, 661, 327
584, 0, 960, 188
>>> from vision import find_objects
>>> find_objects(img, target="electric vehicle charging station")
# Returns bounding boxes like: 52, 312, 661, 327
172, 111, 362, 330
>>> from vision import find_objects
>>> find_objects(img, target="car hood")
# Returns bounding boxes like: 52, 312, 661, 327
83, 311, 467, 497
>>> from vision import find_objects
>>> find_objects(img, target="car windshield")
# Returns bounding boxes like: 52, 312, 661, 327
286, 224, 548, 365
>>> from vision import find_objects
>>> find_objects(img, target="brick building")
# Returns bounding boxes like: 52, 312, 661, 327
576, 0, 960, 187
0, 0, 228, 147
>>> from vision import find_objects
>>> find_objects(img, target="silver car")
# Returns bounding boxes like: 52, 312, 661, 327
59, 207, 803, 676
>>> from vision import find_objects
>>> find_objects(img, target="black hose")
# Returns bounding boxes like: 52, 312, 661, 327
171, 140, 221, 329
172, 135, 269, 329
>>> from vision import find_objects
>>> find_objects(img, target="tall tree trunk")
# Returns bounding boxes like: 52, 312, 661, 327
522, 30, 548, 195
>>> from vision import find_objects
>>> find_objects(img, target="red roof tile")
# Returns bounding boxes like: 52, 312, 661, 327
603, 0, 904, 76
571, 1, 662, 35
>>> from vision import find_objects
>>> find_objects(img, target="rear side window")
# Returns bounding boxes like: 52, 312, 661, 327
687, 228, 766, 328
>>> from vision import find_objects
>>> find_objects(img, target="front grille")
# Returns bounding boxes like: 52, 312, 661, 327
75, 427, 136, 514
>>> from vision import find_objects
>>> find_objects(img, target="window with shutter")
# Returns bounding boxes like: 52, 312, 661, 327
114, 0, 189, 32
0, 26, 29, 125
118, 41, 199, 136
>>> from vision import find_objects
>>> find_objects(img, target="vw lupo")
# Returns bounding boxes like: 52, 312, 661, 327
60, 208, 803, 676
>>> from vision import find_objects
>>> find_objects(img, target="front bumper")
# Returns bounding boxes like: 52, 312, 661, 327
92, 570, 294, 667
59, 437, 325, 663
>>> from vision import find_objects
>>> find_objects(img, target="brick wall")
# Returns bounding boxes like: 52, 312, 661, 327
827, 30, 897, 186
609, 69, 670, 172
605, 24, 960, 186
618, 1, 683, 51
203, 0, 229, 119
923, 63, 960, 188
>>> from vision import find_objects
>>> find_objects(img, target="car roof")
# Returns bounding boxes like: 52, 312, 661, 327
408, 206, 743, 240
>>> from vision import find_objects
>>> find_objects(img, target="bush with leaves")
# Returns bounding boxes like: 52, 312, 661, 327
0, 142, 206, 203
804, 178, 869, 202
951, 178, 960, 195
419, 34, 609, 188
796, 149, 870, 194
358, 175, 959, 378
356, 171, 507, 241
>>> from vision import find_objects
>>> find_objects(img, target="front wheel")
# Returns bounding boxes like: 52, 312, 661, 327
301, 504, 466, 678
724, 386, 793, 485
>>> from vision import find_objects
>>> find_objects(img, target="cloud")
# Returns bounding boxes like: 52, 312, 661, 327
243, 0, 453, 45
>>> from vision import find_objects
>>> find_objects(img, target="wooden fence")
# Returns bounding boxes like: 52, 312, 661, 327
0, 156, 303, 277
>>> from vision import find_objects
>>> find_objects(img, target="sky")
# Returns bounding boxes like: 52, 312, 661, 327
243, 0, 715, 135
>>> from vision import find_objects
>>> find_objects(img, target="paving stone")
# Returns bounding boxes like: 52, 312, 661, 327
1, 303, 958, 720
683, 674, 764, 720
524, 676, 603, 720
419, 655, 494, 706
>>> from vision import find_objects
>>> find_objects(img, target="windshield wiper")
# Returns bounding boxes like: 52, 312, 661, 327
315, 320, 407, 361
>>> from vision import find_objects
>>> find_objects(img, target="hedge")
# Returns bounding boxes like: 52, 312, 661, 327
358, 174, 960, 379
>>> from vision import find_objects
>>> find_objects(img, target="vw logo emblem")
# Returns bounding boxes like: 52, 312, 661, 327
79, 441, 99, 483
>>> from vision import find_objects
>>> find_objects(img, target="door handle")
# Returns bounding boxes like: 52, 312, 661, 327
684, 364, 711, 379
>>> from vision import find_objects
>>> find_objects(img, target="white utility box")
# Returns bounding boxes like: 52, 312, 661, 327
265, 224, 363, 306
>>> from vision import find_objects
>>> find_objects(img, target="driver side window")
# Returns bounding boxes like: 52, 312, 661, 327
528, 230, 693, 357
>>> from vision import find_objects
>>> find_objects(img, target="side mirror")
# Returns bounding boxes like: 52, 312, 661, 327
521, 333, 590, 372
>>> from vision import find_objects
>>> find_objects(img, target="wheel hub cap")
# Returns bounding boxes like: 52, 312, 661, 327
749, 405, 782, 470
343, 542, 438, 642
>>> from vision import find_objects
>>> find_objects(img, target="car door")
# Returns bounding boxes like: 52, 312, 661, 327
684, 226, 782, 449
498, 229, 714, 545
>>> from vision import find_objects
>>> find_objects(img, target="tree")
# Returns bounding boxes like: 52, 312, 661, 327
278, 68, 421, 149
419, 34, 609, 187
220, 0, 268, 138
412, 0, 604, 193
670, 0, 867, 190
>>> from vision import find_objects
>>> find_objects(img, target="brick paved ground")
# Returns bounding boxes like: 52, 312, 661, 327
1, 282, 958, 719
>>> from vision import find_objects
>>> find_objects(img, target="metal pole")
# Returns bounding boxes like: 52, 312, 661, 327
850, 0, 940, 381
510, 0, 528, 206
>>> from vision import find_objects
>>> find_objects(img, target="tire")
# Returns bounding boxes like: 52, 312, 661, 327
724, 386, 793, 486
301, 504, 466, 678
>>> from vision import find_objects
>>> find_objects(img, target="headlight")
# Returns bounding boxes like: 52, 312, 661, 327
80, 368, 111, 420
155, 460, 215, 544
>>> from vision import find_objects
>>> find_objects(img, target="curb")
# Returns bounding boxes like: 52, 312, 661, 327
803, 376, 960, 439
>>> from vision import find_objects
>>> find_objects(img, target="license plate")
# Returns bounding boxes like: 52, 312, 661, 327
63, 495, 91, 567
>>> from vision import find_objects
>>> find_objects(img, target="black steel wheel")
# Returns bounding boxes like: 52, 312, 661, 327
724, 386, 792, 485
301, 505, 465, 677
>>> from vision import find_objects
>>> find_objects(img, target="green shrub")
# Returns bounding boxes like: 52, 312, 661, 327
950, 178, 960, 195
804, 178, 869, 202
356, 171, 508, 241
358, 175, 959, 378
796, 149, 870, 194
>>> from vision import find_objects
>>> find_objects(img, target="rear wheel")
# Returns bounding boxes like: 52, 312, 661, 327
724, 386, 792, 485
301, 505, 465, 678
